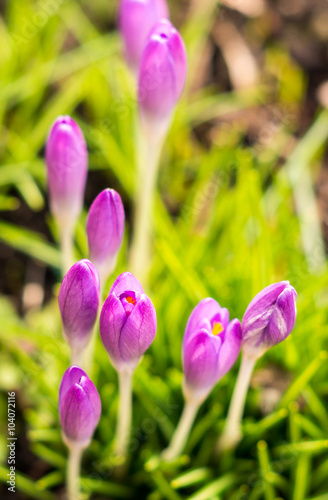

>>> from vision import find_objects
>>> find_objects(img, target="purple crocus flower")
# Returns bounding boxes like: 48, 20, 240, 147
99, 272, 157, 372
242, 281, 297, 358
119, 0, 169, 72
59, 366, 101, 448
183, 298, 242, 402
86, 189, 125, 281
46, 116, 88, 225
138, 19, 187, 123
58, 260, 100, 354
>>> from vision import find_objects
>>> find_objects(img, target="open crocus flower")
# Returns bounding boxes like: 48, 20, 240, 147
162, 298, 241, 460
100, 272, 157, 373
59, 366, 101, 449
183, 298, 242, 403
242, 281, 297, 359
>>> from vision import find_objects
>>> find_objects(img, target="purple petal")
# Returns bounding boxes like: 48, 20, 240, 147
86, 189, 125, 269
58, 260, 100, 349
59, 365, 87, 415
119, 294, 157, 363
99, 293, 127, 366
119, 0, 169, 71
216, 319, 242, 380
79, 375, 102, 424
242, 281, 290, 337
110, 272, 144, 296
183, 331, 221, 393
60, 384, 96, 443
264, 286, 297, 346
183, 298, 222, 345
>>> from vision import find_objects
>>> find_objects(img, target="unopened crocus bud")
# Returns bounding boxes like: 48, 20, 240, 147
59, 260, 100, 357
59, 366, 101, 449
242, 281, 297, 359
46, 116, 87, 226
119, 0, 169, 72
183, 298, 241, 403
86, 189, 125, 282
138, 19, 187, 125
100, 272, 157, 372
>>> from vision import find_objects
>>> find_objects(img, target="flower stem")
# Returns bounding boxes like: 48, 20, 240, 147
60, 222, 74, 275
129, 119, 168, 282
114, 369, 133, 458
217, 354, 256, 452
67, 446, 83, 500
161, 399, 200, 461
70, 346, 84, 368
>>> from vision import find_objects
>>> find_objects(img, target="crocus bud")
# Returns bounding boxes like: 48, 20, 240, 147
59, 366, 101, 449
242, 281, 297, 359
100, 272, 157, 372
86, 189, 125, 282
46, 116, 88, 226
183, 298, 242, 403
138, 19, 187, 125
119, 0, 169, 72
58, 260, 100, 355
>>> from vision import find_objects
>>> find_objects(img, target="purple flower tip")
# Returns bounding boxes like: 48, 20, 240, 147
86, 189, 125, 279
138, 19, 187, 122
45, 116, 88, 224
242, 281, 297, 357
99, 272, 157, 371
58, 259, 100, 352
119, 0, 169, 72
59, 366, 101, 448
183, 298, 242, 401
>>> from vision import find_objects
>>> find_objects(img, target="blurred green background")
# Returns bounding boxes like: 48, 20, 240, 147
1, 0, 328, 498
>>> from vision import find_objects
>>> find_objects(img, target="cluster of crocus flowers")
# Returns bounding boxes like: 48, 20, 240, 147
100, 272, 157, 457
59, 366, 101, 500
162, 298, 242, 460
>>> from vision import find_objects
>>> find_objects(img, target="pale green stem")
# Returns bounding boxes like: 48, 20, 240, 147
67, 446, 83, 500
217, 354, 256, 452
114, 369, 133, 458
129, 117, 169, 282
161, 398, 200, 461
70, 345, 84, 368
60, 222, 75, 275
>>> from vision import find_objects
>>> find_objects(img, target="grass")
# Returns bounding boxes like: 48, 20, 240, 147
1, 0, 328, 499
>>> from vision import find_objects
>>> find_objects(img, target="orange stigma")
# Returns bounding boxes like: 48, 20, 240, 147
126, 296, 136, 305
212, 322, 224, 336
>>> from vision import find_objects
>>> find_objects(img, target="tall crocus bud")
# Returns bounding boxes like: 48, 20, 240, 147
46, 116, 87, 226
242, 281, 297, 359
130, 20, 187, 280
100, 272, 156, 457
138, 19, 187, 127
218, 281, 297, 453
100, 272, 157, 372
162, 298, 241, 461
86, 189, 125, 285
59, 259, 100, 364
183, 298, 242, 403
59, 366, 101, 499
59, 366, 101, 449
119, 0, 169, 73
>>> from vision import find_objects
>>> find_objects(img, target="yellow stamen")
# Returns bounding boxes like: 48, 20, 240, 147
212, 322, 224, 336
